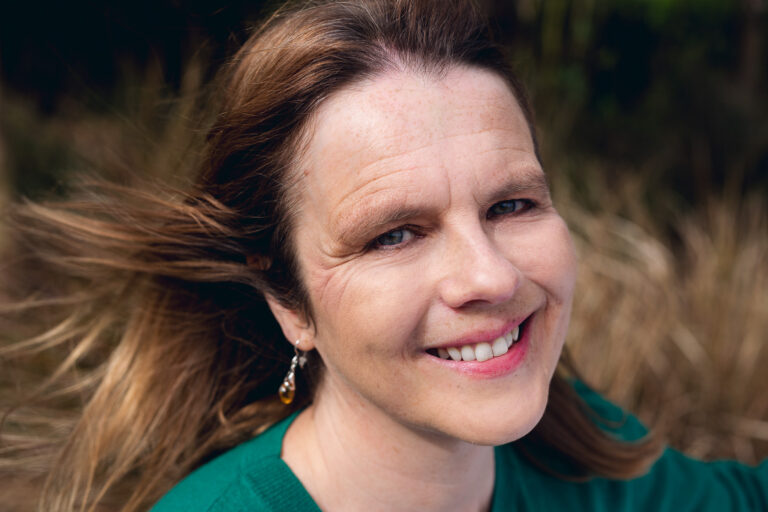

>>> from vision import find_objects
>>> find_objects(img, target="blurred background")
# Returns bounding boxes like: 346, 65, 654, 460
1, 0, 767, 464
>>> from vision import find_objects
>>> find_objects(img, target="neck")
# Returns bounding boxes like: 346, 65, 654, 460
282, 379, 495, 512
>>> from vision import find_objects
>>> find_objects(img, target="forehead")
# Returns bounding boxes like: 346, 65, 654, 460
303, 66, 532, 168
294, 66, 539, 228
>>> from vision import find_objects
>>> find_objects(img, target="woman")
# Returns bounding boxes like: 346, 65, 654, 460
2, 0, 766, 511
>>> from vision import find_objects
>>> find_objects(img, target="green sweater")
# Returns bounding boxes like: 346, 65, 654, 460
152, 383, 768, 511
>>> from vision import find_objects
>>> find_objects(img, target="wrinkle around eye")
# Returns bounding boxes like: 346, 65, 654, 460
301, 239, 369, 308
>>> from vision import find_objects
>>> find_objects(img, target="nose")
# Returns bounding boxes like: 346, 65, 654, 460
437, 223, 521, 309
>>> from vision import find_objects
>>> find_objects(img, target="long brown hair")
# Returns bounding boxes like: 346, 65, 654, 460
0, 1, 662, 510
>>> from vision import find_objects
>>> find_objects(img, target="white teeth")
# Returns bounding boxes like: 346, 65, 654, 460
434, 323, 524, 362
491, 337, 508, 357
460, 345, 476, 361
447, 347, 462, 361
475, 342, 493, 362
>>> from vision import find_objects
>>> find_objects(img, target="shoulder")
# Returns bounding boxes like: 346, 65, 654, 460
501, 382, 768, 510
151, 414, 298, 512
495, 379, 650, 480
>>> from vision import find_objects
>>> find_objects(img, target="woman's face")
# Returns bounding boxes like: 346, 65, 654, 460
283, 66, 576, 445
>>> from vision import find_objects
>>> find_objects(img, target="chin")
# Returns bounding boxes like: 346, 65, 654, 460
436, 382, 551, 446
469, 406, 547, 446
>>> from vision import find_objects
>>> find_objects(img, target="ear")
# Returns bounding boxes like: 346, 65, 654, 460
265, 294, 316, 351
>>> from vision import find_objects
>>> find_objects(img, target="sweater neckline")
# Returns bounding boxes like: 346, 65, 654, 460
268, 409, 514, 511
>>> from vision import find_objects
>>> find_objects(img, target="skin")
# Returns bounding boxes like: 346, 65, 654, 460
267, 66, 577, 512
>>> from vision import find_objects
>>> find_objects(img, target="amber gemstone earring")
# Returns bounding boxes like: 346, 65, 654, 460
278, 340, 307, 405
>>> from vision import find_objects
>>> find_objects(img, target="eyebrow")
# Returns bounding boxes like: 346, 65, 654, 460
333, 198, 436, 246
332, 167, 550, 246
484, 169, 550, 204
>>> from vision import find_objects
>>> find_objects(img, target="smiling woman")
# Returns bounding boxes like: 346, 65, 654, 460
1, 1, 767, 511
275, 68, 577, 456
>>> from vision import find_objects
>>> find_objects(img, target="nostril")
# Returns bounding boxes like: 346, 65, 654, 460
441, 267, 520, 309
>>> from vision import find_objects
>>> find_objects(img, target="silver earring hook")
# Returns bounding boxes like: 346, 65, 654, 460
294, 339, 307, 369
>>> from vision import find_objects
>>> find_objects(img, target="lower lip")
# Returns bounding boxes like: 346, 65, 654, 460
427, 321, 531, 379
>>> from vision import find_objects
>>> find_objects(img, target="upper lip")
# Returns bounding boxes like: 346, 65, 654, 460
425, 314, 532, 350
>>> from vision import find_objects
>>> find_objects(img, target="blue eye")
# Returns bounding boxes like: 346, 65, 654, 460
373, 228, 415, 248
487, 199, 530, 218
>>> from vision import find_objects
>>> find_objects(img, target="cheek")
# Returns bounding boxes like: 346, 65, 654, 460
548, 220, 577, 301
525, 219, 576, 360
512, 217, 577, 304
303, 255, 429, 356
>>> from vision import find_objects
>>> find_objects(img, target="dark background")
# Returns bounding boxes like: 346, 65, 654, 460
2, 0, 767, 206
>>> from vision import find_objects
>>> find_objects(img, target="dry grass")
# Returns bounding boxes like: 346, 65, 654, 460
555, 166, 768, 464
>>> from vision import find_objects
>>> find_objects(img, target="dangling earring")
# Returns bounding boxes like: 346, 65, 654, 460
278, 340, 307, 405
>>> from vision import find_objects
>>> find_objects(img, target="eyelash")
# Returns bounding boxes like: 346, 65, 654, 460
368, 199, 536, 251
485, 198, 535, 219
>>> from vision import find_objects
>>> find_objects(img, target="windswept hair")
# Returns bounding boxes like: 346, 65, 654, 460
0, 1, 662, 510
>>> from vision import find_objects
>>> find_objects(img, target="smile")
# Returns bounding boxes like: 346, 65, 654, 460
426, 317, 528, 363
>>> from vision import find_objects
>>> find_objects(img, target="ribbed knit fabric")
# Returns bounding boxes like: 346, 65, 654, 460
152, 382, 768, 511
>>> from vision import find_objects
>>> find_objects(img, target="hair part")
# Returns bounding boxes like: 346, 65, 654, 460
1, 1, 661, 510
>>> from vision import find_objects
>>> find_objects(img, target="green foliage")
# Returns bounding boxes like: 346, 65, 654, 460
2, 0, 765, 206
1, 98, 78, 201
509, 0, 768, 214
